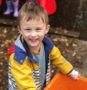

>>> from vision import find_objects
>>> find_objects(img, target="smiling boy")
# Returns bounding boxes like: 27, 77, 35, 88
8, 2, 79, 90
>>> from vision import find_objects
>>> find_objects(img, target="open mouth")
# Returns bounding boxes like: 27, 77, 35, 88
29, 38, 38, 43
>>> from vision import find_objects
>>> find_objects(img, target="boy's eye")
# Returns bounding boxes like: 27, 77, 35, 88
36, 28, 42, 31
25, 29, 31, 31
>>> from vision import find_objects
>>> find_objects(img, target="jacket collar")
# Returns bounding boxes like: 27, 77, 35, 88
14, 35, 54, 64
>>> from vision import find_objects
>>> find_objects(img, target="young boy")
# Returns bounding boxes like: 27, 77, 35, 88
8, 2, 79, 90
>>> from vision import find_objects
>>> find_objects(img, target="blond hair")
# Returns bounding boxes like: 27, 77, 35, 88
18, 2, 49, 27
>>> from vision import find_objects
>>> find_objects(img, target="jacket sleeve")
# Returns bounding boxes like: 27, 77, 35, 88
9, 53, 37, 90
50, 46, 73, 74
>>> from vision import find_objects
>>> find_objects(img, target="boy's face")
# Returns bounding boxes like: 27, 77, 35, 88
19, 17, 49, 48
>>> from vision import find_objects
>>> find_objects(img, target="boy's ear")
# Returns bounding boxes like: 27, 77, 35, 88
17, 26, 21, 34
45, 24, 50, 34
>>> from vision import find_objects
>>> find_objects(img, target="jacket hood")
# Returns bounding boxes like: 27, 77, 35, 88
13, 35, 54, 64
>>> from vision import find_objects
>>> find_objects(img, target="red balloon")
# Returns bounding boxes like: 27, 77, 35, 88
0, 0, 2, 6
37, 0, 56, 15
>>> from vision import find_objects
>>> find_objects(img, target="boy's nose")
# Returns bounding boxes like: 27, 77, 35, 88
30, 31, 37, 37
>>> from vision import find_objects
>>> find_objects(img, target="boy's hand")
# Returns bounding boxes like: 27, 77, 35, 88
69, 70, 79, 80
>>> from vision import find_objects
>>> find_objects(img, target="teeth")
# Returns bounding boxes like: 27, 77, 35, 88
30, 39, 37, 41
30, 39, 37, 42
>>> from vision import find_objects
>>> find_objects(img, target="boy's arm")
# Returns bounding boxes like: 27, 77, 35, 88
50, 46, 73, 75
9, 54, 37, 90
